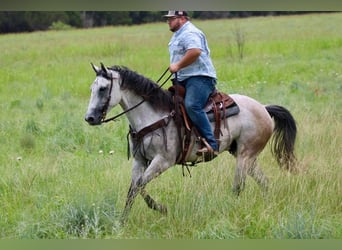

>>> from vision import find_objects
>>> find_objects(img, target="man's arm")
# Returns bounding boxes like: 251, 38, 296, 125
169, 48, 201, 73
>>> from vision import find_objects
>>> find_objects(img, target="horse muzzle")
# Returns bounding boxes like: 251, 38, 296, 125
84, 114, 102, 125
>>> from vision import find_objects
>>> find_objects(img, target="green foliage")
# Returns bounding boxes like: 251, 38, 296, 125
20, 133, 36, 150
1, 11, 325, 34
0, 11, 82, 33
0, 13, 341, 239
272, 204, 336, 239
49, 21, 74, 31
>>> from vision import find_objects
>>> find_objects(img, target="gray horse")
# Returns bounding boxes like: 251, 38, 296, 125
85, 63, 297, 223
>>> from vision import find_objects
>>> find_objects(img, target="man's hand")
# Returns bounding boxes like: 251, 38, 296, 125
169, 63, 180, 73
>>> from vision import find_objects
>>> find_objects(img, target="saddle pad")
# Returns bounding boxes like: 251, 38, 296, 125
207, 103, 240, 122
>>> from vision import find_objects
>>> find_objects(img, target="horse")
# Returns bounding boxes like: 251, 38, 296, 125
84, 63, 297, 223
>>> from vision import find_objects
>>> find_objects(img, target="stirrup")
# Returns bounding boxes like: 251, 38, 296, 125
196, 146, 218, 162
197, 146, 213, 154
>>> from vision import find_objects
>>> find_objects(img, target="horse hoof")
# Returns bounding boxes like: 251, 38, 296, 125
119, 217, 127, 227
232, 188, 241, 196
159, 205, 168, 215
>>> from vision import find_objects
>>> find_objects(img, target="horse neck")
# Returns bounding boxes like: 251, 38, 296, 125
119, 90, 169, 132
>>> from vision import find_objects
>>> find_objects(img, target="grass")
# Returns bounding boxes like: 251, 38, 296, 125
0, 13, 341, 239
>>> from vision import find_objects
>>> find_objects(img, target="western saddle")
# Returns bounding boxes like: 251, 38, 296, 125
168, 84, 239, 165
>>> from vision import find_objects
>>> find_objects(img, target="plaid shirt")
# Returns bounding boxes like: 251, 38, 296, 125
168, 21, 216, 82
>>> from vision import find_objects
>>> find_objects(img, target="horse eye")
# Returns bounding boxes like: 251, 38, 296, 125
99, 86, 107, 92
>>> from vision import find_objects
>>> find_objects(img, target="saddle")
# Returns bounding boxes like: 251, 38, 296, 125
168, 85, 240, 165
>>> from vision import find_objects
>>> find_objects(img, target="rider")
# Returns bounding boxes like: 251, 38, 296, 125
164, 10, 218, 159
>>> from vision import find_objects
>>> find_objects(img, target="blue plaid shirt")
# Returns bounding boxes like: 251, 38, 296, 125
168, 21, 216, 82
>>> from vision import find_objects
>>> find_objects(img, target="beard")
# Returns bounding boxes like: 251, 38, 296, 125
169, 20, 181, 32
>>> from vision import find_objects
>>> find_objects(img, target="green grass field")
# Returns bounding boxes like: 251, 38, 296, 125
0, 13, 341, 239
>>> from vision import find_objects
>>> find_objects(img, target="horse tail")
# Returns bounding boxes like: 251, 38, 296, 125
266, 105, 297, 172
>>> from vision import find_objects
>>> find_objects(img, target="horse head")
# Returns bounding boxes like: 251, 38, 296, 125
85, 63, 121, 125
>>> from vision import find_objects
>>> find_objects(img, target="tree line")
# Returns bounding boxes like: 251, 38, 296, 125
0, 11, 322, 34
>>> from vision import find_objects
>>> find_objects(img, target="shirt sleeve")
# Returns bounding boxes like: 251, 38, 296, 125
183, 32, 203, 51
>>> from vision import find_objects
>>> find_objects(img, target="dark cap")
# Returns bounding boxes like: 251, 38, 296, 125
163, 11, 188, 18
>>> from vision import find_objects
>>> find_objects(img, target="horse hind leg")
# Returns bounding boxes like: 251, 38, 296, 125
233, 153, 268, 195
247, 158, 269, 192
233, 154, 249, 195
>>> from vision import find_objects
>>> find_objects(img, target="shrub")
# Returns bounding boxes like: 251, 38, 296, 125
49, 21, 74, 31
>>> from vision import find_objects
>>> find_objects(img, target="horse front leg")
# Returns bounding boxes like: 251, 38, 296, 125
121, 155, 172, 223
140, 188, 167, 214
120, 159, 146, 225
122, 178, 167, 222
138, 154, 173, 214
121, 181, 141, 225
121, 179, 167, 225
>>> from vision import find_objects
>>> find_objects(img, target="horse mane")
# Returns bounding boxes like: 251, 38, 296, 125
109, 65, 173, 112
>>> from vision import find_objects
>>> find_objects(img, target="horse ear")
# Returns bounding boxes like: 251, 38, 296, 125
91, 63, 100, 74
100, 62, 108, 74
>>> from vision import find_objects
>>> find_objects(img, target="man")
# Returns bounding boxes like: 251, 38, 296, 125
164, 11, 218, 159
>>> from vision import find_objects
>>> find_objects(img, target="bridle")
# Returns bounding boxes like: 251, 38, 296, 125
100, 73, 114, 122
100, 67, 172, 123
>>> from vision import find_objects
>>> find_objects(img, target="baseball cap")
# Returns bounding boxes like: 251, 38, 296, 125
163, 11, 188, 18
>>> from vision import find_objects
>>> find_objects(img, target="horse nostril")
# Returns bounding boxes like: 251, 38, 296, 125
85, 116, 94, 123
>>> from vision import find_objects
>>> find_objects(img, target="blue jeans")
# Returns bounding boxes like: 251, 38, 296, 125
178, 76, 218, 151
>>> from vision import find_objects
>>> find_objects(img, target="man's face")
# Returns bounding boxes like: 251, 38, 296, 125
166, 16, 183, 32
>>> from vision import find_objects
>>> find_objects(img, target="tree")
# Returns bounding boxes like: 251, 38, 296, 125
0, 11, 77, 33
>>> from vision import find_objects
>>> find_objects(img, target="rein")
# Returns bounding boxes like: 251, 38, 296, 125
101, 67, 172, 123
